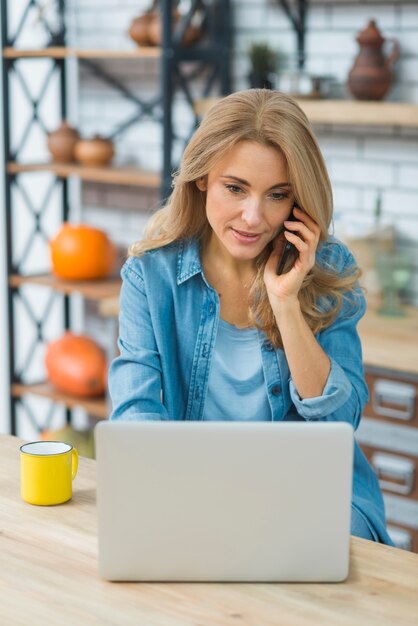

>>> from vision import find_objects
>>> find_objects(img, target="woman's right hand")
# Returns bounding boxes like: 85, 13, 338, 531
263, 207, 321, 311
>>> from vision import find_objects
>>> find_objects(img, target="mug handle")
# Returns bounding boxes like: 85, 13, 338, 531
71, 448, 79, 480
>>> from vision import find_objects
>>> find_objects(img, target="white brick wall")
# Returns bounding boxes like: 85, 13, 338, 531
69, 0, 418, 304
399, 164, 418, 190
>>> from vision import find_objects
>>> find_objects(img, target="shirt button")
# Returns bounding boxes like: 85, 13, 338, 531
271, 385, 281, 396
264, 340, 274, 351
208, 303, 214, 315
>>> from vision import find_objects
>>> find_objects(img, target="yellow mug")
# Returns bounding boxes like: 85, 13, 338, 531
20, 441, 78, 506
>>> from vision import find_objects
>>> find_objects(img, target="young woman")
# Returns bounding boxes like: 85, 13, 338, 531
109, 89, 393, 546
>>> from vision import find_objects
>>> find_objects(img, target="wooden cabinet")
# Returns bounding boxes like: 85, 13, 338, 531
356, 305, 418, 552
361, 442, 418, 500
363, 371, 418, 428
357, 368, 418, 552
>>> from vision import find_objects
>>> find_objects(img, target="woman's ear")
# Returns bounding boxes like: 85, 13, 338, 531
195, 177, 207, 192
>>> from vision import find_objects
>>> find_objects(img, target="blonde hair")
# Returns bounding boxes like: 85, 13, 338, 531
129, 89, 361, 348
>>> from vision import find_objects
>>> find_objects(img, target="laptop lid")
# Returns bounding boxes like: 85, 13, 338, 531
95, 421, 353, 582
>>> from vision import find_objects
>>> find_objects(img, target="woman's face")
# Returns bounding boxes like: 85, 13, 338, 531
198, 140, 295, 266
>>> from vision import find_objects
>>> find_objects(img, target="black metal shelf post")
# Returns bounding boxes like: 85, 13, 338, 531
1, 0, 15, 434
161, 0, 175, 201
1, 0, 232, 436
277, 0, 308, 70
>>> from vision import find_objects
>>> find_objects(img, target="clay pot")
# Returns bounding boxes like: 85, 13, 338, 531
147, 11, 168, 46
148, 10, 202, 46
129, 8, 203, 47
47, 121, 80, 163
128, 11, 154, 46
347, 19, 400, 101
73, 136, 114, 167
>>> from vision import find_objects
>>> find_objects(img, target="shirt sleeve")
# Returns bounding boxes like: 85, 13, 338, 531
289, 249, 369, 430
108, 259, 168, 421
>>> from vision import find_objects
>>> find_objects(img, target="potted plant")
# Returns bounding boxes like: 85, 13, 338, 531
247, 42, 282, 89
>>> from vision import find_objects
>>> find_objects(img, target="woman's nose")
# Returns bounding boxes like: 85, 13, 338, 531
242, 199, 263, 227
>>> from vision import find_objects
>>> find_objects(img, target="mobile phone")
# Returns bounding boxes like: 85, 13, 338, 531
276, 206, 298, 275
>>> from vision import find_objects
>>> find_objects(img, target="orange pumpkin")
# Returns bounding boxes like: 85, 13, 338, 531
50, 223, 117, 280
45, 332, 107, 397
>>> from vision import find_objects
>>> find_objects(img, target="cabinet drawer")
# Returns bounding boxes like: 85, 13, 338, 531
387, 523, 418, 553
364, 372, 418, 427
360, 444, 418, 500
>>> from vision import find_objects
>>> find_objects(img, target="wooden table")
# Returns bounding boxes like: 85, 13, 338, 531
2, 434, 418, 626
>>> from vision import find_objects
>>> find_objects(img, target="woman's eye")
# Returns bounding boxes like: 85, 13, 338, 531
226, 184, 242, 194
270, 192, 289, 201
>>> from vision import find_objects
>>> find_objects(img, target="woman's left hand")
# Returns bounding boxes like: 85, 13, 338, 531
264, 206, 321, 309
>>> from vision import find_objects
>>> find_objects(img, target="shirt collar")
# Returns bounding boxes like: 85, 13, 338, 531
177, 238, 203, 285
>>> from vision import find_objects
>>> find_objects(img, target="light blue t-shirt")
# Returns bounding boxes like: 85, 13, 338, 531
202, 319, 272, 421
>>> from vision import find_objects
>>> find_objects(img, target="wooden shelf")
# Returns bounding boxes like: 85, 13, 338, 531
295, 99, 418, 128
194, 98, 418, 128
98, 295, 120, 318
2, 47, 161, 59
9, 274, 121, 300
7, 162, 161, 187
12, 383, 108, 419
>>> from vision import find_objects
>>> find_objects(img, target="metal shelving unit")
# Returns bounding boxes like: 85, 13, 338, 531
1, 0, 232, 436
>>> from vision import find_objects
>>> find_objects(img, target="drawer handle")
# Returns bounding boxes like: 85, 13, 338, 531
371, 452, 415, 495
372, 379, 416, 421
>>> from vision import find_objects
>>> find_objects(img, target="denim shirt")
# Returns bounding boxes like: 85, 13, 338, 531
108, 236, 392, 545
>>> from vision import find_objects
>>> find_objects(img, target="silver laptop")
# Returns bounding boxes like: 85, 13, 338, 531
95, 420, 353, 582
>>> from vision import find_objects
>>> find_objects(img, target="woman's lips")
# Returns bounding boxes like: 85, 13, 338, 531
231, 228, 262, 244
232, 228, 262, 243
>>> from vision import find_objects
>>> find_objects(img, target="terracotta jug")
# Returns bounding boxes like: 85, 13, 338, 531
73, 136, 114, 167
47, 121, 80, 163
348, 20, 400, 101
128, 11, 154, 47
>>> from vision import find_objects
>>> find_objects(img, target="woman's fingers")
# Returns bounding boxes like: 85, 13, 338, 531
285, 208, 319, 257
283, 221, 314, 244
267, 208, 320, 271
284, 232, 313, 271
284, 213, 320, 243
284, 229, 308, 251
